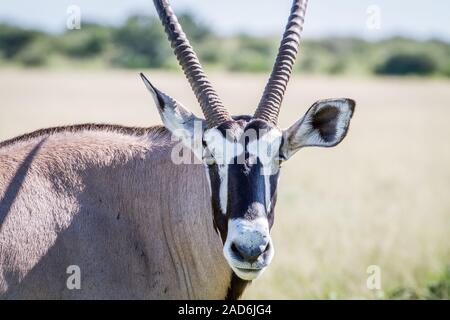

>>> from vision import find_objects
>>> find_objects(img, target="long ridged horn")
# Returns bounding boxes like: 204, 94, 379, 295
254, 0, 308, 125
153, 0, 231, 128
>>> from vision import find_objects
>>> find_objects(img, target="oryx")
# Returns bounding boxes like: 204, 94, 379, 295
0, 0, 354, 299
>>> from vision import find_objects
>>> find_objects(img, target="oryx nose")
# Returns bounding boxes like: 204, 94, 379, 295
231, 238, 270, 263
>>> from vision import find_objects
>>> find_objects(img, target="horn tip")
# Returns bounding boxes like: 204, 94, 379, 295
139, 72, 156, 91
139, 72, 149, 82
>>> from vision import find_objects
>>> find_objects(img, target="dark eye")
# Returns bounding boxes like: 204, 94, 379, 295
247, 154, 257, 165
277, 160, 283, 168
277, 154, 286, 166
204, 153, 216, 166
202, 144, 216, 165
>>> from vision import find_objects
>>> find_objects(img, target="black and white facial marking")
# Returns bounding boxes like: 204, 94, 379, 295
142, 74, 355, 282
203, 118, 283, 281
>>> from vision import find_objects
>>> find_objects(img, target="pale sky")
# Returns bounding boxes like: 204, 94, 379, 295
0, 0, 449, 40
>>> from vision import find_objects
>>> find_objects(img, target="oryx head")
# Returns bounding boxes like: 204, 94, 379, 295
141, 0, 355, 281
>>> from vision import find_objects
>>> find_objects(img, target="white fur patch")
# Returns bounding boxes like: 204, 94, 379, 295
203, 128, 243, 165
217, 164, 228, 214
247, 128, 282, 175
203, 165, 212, 195
223, 215, 274, 280
264, 175, 271, 211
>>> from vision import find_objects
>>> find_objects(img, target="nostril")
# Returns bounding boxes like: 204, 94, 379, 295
231, 242, 244, 260
231, 241, 266, 263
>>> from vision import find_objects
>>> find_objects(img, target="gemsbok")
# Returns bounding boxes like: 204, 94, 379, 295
0, 0, 355, 299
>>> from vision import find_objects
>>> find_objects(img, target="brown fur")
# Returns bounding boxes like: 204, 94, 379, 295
0, 125, 232, 299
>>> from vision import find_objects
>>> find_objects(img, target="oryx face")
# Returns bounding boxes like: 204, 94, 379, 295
144, 0, 355, 281
203, 119, 282, 280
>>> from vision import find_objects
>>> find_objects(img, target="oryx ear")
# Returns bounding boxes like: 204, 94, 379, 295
281, 98, 355, 160
140, 73, 206, 137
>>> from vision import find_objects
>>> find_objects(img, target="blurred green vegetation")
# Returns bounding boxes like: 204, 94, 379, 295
388, 266, 450, 300
1, 15, 449, 77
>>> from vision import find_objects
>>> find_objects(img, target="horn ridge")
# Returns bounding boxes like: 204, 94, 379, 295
254, 0, 308, 125
153, 0, 231, 128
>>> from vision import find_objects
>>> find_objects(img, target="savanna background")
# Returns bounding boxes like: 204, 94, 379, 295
0, 0, 449, 299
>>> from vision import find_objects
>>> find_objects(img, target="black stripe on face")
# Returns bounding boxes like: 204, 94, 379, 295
267, 172, 279, 228
207, 163, 228, 242
227, 157, 266, 221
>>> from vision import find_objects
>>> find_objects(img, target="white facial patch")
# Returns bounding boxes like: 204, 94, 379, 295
247, 128, 282, 176
264, 175, 271, 211
203, 164, 212, 195
203, 128, 243, 165
223, 214, 274, 280
217, 164, 228, 213
226, 216, 269, 253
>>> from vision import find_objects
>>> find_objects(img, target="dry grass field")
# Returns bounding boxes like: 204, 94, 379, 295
0, 69, 449, 299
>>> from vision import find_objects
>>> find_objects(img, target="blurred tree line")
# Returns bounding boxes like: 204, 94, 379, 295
1, 14, 449, 77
